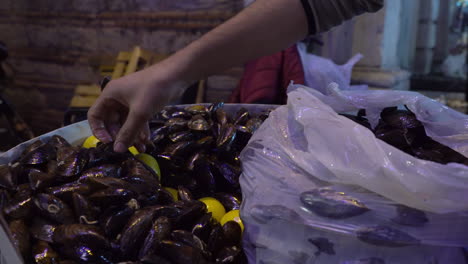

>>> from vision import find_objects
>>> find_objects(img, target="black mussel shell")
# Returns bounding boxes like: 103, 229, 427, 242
193, 159, 217, 194
222, 221, 242, 247
186, 105, 209, 116
123, 159, 160, 192
300, 188, 369, 219
89, 188, 135, 207
216, 246, 243, 264
151, 126, 169, 144
140, 254, 172, 264
9, 219, 30, 260
34, 193, 75, 224
215, 108, 229, 126
18, 140, 43, 161
356, 225, 420, 247
3, 191, 33, 219
340, 114, 372, 130
100, 205, 136, 239
72, 193, 99, 224
207, 223, 226, 257
174, 201, 207, 230
0, 164, 17, 190
57, 244, 115, 264
208, 102, 224, 115
138, 216, 172, 259
119, 208, 157, 258
178, 186, 194, 202
213, 162, 241, 193
169, 130, 195, 143
30, 218, 56, 243
392, 205, 428, 227
245, 117, 263, 133
308, 237, 336, 256
158, 240, 206, 264
20, 143, 55, 165
164, 141, 197, 158
381, 109, 422, 129
216, 124, 237, 151
48, 135, 71, 149
28, 168, 56, 191
188, 115, 212, 131
53, 224, 110, 249
0, 188, 11, 210
79, 164, 122, 181
84, 177, 128, 191
213, 193, 241, 212
171, 230, 210, 259
47, 182, 91, 202
32, 240, 60, 264
165, 118, 188, 133
233, 108, 250, 126
156, 188, 176, 205
191, 212, 214, 243
250, 204, 302, 224
56, 147, 88, 177
187, 152, 206, 171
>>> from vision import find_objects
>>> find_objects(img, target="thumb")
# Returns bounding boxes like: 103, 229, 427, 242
114, 109, 150, 152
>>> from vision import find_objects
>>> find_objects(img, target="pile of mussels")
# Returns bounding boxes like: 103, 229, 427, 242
0, 103, 269, 264
341, 107, 468, 165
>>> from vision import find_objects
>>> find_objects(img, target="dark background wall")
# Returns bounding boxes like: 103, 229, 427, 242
0, 0, 242, 135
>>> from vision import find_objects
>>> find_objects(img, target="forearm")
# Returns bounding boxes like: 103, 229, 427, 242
151, 0, 308, 85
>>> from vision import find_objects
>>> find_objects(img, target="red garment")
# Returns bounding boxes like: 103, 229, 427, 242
228, 45, 305, 104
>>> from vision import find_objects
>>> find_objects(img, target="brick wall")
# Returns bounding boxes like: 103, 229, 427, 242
0, 0, 242, 135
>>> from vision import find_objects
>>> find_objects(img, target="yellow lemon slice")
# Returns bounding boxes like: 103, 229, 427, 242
199, 197, 226, 223
220, 210, 244, 232
164, 187, 178, 201
128, 146, 139, 155
82, 135, 100, 148
136, 153, 161, 180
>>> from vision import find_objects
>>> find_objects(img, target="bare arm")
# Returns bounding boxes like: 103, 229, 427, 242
88, 0, 383, 152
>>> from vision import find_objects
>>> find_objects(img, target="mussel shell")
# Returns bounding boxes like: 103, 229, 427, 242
186, 105, 209, 116
47, 182, 91, 202
53, 224, 110, 249
30, 218, 56, 243
100, 205, 135, 239
196, 136, 214, 149
188, 115, 212, 131
207, 223, 226, 257
89, 188, 135, 207
158, 240, 206, 264
170, 230, 209, 258
57, 244, 115, 264
174, 201, 207, 230
177, 186, 194, 202
222, 221, 242, 247
165, 118, 188, 133
32, 240, 60, 264
300, 188, 369, 219
0, 189, 11, 210
20, 143, 55, 165
3, 191, 33, 219
79, 164, 122, 181
381, 109, 422, 129
392, 205, 428, 227
213, 162, 241, 192
119, 208, 157, 258
216, 124, 237, 151
150, 126, 169, 144
48, 135, 71, 149
215, 108, 229, 126
233, 108, 250, 126
34, 193, 75, 224
213, 193, 241, 212
140, 254, 172, 264
18, 140, 43, 160
250, 205, 303, 224
123, 159, 160, 191
308, 237, 336, 256
28, 168, 56, 191
155, 188, 176, 205
191, 212, 214, 243
169, 130, 195, 143
186, 152, 206, 171
56, 148, 88, 177
245, 117, 263, 133
0, 164, 17, 190
138, 216, 172, 259
193, 159, 217, 194
9, 219, 30, 260
164, 141, 197, 158
216, 246, 243, 264
83, 177, 128, 191
86, 144, 132, 168
72, 193, 99, 224
356, 225, 420, 247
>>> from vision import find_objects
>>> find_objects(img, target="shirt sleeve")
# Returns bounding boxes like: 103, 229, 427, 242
300, 0, 384, 35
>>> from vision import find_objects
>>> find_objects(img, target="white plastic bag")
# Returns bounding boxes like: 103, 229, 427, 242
297, 42, 367, 94
240, 84, 468, 263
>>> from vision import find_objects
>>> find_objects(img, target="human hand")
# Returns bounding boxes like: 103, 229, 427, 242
87, 67, 187, 153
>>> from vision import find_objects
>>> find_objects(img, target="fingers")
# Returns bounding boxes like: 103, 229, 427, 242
87, 100, 113, 143
135, 122, 150, 153
114, 109, 150, 153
